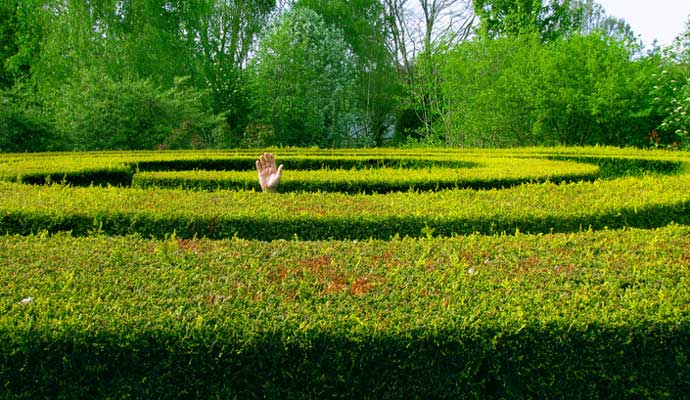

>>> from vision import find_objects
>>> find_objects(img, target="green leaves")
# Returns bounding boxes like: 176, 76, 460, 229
441, 32, 660, 147
473, 0, 582, 42
249, 8, 357, 147
0, 147, 689, 397
1, 226, 689, 397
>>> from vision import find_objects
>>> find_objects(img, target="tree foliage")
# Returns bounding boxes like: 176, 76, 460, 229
473, 0, 581, 42
653, 20, 690, 147
573, 0, 637, 47
248, 7, 357, 147
440, 33, 661, 147
0, 85, 55, 152
0, 0, 689, 151
296, 0, 400, 145
0, 0, 46, 88
383, 0, 474, 143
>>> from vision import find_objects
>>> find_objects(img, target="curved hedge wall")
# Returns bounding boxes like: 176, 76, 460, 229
2, 226, 689, 399
132, 157, 600, 193
0, 147, 687, 240
1, 173, 690, 239
1, 147, 689, 399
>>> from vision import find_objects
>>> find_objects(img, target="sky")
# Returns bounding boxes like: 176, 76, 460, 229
596, 0, 690, 48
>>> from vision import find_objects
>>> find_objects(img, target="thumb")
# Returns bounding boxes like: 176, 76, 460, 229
276, 164, 284, 177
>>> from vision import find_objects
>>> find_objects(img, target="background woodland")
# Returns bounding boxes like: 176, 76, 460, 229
1, 0, 689, 151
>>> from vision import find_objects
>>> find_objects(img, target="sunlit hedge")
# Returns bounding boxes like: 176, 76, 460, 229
132, 158, 599, 193
2, 226, 689, 398
1, 147, 690, 399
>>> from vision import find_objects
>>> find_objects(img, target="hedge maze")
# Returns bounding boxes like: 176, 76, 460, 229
1, 148, 689, 399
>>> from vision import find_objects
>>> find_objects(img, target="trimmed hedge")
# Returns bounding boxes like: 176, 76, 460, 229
1, 171, 690, 239
0, 148, 683, 189
0, 147, 688, 239
547, 155, 682, 178
1, 226, 689, 398
2, 147, 690, 398
132, 158, 600, 193
0, 151, 477, 187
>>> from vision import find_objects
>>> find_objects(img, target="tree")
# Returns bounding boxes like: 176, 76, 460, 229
0, 0, 55, 152
473, 0, 581, 42
535, 33, 649, 145
382, 0, 474, 141
248, 7, 357, 147
573, 0, 639, 49
18, 0, 266, 149
0, 0, 46, 88
33, 0, 200, 88
654, 18, 690, 147
0, 0, 19, 88
440, 32, 658, 147
189, 0, 276, 142
440, 35, 546, 146
296, 0, 401, 145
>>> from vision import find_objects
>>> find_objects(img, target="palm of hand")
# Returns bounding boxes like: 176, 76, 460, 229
256, 152, 283, 192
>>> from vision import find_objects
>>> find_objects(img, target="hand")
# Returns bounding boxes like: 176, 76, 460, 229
256, 152, 283, 192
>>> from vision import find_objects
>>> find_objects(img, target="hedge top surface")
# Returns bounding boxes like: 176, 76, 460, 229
0, 146, 685, 181
3, 225, 689, 334
0, 147, 689, 238
0, 150, 476, 179
131, 157, 601, 192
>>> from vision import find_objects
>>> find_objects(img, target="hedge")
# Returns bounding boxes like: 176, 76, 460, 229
0, 151, 477, 187
2, 147, 690, 398
132, 158, 600, 193
1, 168, 689, 239
1, 226, 689, 399
0, 148, 682, 189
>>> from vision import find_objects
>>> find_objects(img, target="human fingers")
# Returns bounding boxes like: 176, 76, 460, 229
276, 164, 284, 178
259, 152, 269, 171
267, 152, 276, 169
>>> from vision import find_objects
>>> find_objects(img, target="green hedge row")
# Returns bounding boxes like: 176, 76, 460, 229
547, 155, 682, 178
2, 171, 690, 239
0, 148, 684, 189
135, 155, 475, 172
132, 158, 599, 193
0, 151, 477, 187
1, 226, 689, 399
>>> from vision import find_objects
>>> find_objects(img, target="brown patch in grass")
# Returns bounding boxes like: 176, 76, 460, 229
350, 277, 373, 296
553, 264, 577, 274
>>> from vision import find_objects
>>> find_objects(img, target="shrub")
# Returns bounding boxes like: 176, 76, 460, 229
49, 69, 226, 151
1, 226, 689, 398
0, 85, 57, 152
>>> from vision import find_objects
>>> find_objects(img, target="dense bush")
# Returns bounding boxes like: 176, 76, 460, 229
248, 8, 357, 147
440, 33, 662, 147
49, 70, 227, 151
1, 226, 689, 398
0, 86, 56, 152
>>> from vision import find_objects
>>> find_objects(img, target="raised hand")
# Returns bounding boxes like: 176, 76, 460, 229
255, 152, 284, 192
